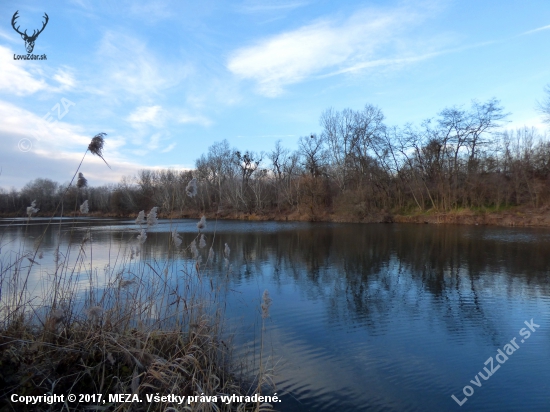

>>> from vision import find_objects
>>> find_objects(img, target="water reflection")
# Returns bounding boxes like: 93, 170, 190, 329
1, 219, 549, 411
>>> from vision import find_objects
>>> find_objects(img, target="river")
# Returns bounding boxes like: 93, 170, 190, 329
1, 217, 549, 411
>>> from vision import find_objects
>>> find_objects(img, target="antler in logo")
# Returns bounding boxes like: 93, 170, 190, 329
11, 11, 49, 54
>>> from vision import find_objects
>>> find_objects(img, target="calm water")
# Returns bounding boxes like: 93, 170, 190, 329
1, 218, 550, 411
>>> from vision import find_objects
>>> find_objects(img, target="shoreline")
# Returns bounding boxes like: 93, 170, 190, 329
4, 206, 550, 228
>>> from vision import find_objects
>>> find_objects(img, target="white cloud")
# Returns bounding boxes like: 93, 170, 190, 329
320, 52, 440, 77
130, 149, 149, 157
238, 0, 310, 13
0, 47, 79, 96
227, 5, 439, 96
505, 116, 548, 133
161, 142, 177, 153
0, 46, 48, 96
0, 27, 15, 41
521, 24, 550, 36
129, 1, 173, 20
177, 113, 212, 127
96, 32, 179, 98
0, 100, 88, 150
67, 0, 94, 9
52, 68, 76, 91
127, 105, 165, 127
148, 132, 162, 150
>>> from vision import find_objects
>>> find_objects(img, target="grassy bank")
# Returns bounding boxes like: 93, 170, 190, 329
6, 203, 550, 228
70, 204, 550, 228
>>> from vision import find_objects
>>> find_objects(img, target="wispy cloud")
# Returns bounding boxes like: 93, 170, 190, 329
0, 28, 15, 42
129, 0, 173, 21
320, 39, 497, 78
52, 68, 76, 91
0, 100, 89, 151
147, 132, 163, 150
126, 104, 211, 131
178, 113, 212, 127
161, 142, 177, 153
237, 0, 310, 14
227, 5, 443, 96
520, 24, 550, 36
127, 105, 165, 127
95, 31, 189, 99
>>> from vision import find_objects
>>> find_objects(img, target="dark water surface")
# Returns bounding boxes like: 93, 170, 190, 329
1, 218, 549, 411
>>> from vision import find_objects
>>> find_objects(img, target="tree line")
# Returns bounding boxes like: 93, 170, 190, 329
3, 96, 550, 219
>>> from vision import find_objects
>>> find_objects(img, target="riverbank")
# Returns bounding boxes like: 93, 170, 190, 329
174, 205, 550, 228
392, 207, 550, 227
4, 205, 550, 227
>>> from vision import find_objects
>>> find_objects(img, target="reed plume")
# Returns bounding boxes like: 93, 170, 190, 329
135, 210, 146, 225
87, 132, 111, 168
186, 177, 197, 197
26, 200, 39, 217
137, 229, 147, 244
76, 172, 88, 188
197, 215, 206, 231
80, 199, 89, 214
171, 229, 182, 248
147, 207, 159, 227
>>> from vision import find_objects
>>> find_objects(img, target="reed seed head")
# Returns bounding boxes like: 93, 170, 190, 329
80, 200, 89, 214
137, 229, 147, 244
186, 178, 197, 198
199, 234, 206, 248
27, 200, 39, 217
88, 133, 105, 156
135, 210, 146, 225
87, 132, 111, 168
147, 207, 159, 226
197, 215, 206, 231
224, 243, 230, 258
172, 229, 182, 248
190, 239, 199, 260
77, 172, 88, 188
129, 246, 140, 259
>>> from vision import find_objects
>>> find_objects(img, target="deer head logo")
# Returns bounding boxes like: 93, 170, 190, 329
11, 11, 49, 54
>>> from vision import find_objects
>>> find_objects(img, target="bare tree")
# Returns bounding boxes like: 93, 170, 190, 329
298, 133, 327, 178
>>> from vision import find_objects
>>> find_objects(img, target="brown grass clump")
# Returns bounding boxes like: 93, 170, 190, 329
0, 234, 271, 412
0, 314, 244, 411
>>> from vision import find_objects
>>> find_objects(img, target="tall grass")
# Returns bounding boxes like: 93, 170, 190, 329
0, 135, 276, 411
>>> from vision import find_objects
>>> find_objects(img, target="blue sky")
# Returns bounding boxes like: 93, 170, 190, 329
1, 0, 550, 189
